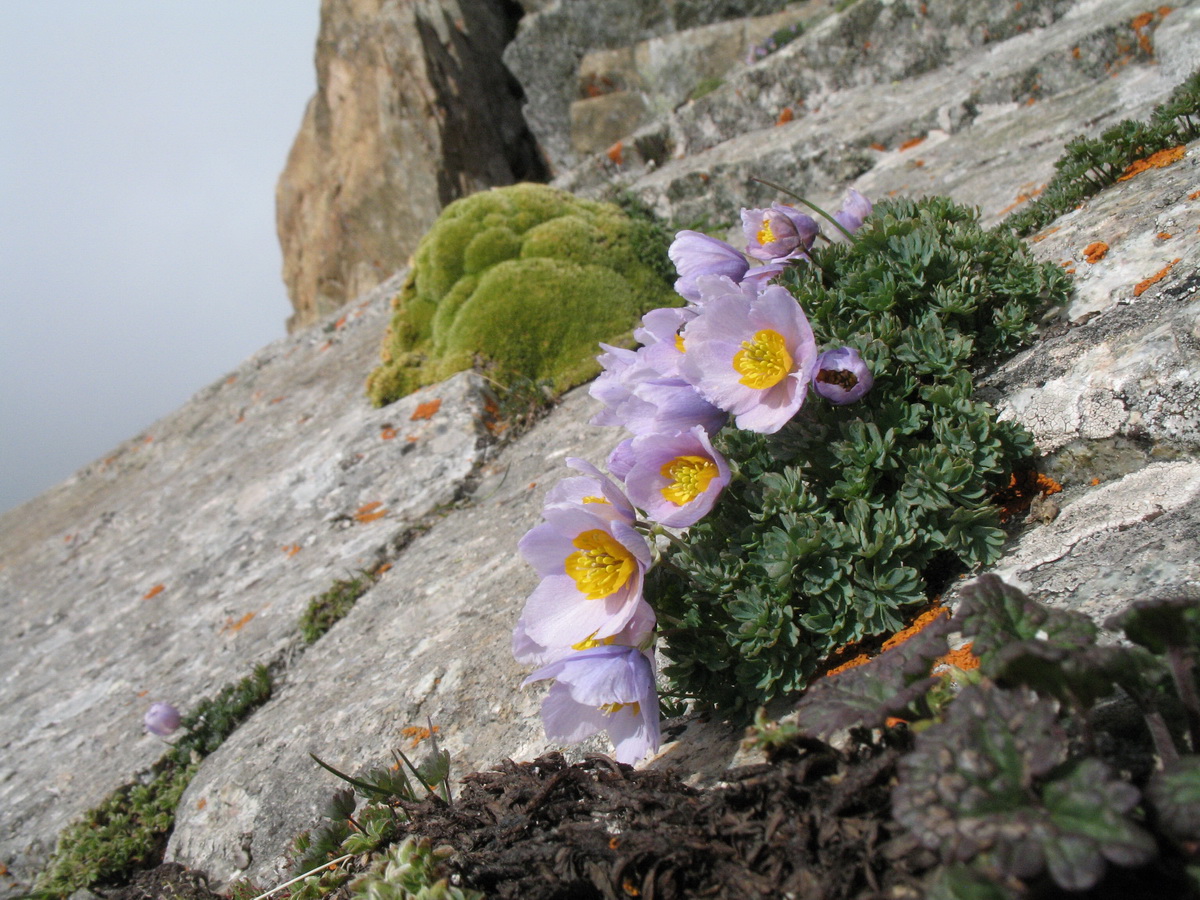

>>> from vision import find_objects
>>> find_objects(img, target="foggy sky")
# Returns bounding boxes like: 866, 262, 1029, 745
0, 3, 320, 513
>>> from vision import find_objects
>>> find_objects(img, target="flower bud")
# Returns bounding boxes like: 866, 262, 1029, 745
143, 701, 181, 737
812, 347, 873, 405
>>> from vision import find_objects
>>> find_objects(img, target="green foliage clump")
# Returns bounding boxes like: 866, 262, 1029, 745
1003, 67, 1200, 237
651, 197, 1071, 714
352, 839, 483, 900
33, 666, 273, 898
793, 576, 1200, 895
300, 571, 379, 644
366, 183, 678, 407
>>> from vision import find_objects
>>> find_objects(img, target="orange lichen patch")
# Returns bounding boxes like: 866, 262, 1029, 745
334, 315, 348, 330
1189, 190, 1200, 200
1134, 257, 1181, 296
355, 501, 388, 523
882, 604, 951, 652
995, 184, 1045, 217
899, 135, 926, 151
936, 642, 980, 672
380, 426, 398, 440
317, 340, 332, 352
995, 469, 1063, 522
1157, 232, 1173, 240
143, 584, 165, 600
0, 864, 8, 876
869, 141, 887, 151
411, 398, 442, 420
270, 396, 286, 405
406, 435, 420, 443
823, 653, 873, 678
400, 724, 441, 748
884, 716, 908, 728
1117, 144, 1186, 181
1083, 241, 1109, 263
283, 544, 302, 557
375, 563, 393, 575
776, 106, 794, 125
912, 159, 925, 168
1071, 46, 1081, 58
1025, 96, 1037, 106
226, 375, 237, 385
137, 689, 149, 697
1091, 477, 1101, 486
196, 797, 207, 811
606, 141, 623, 166
1031, 225, 1061, 243
222, 612, 255, 634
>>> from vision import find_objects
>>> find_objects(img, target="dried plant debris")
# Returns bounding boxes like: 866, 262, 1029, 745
401, 750, 929, 900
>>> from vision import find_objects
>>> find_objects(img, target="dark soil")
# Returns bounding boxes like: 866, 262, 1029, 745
401, 739, 936, 900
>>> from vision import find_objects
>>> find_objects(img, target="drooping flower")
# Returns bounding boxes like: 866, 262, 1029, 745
143, 701, 181, 737
513, 597, 656, 667
518, 504, 652, 651
543, 457, 638, 522
621, 426, 731, 527
668, 231, 749, 303
811, 346, 874, 405
679, 284, 818, 434
590, 324, 727, 438
741, 204, 819, 262
523, 643, 660, 765
833, 189, 873, 235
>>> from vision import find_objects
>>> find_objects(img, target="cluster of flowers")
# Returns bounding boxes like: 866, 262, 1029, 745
514, 190, 875, 764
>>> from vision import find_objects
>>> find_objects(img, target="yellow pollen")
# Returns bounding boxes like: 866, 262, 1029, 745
732, 329, 793, 389
659, 455, 719, 506
572, 632, 618, 651
582, 496, 609, 505
757, 216, 776, 246
599, 701, 641, 717
564, 529, 635, 600
675, 330, 686, 353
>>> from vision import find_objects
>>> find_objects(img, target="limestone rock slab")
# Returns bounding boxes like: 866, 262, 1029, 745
166, 386, 623, 889
0, 274, 490, 895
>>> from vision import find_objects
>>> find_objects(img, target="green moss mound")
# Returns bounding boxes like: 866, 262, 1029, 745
366, 183, 677, 407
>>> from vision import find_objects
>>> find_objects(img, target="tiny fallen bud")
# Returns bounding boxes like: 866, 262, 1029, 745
143, 701, 181, 737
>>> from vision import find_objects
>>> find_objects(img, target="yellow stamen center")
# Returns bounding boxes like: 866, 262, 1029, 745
733, 329, 793, 389
565, 529, 635, 600
757, 216, 776, 246
572, 632, 618, 651
659, 455, 719, 506
599, 701, 641, 717
582, 496, 609, 505
675, 330, 686, 353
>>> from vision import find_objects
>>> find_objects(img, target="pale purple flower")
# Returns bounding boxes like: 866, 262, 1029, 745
741, 205, 818, 262
812, 346, 874, 405
523, 644, 660, 765
143, 701, 181, 737
668, 231, 749, 302
589, 337, 727, 438
622, 427, 731, 527
691, 274, 760, 308
832, 189, 873, 235
679, 284, 818, 434
513, 598, 656, 667
739, 262, 789, 291
543, 457, 637, 523
518, 504, 652, 651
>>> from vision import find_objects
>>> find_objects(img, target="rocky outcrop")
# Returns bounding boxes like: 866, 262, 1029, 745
276, 0, 546, 332
3, 1, 1199, 896
503, 0, 794, 173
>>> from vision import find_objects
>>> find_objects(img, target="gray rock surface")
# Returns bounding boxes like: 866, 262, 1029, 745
2, 0, 1199, 896
0, 274, 492, 895
503, 0, 793, 173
